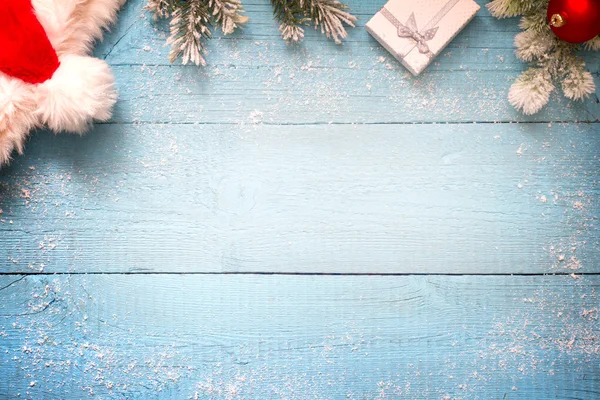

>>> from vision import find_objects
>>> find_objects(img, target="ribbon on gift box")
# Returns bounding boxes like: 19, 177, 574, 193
380, 0, 461, 57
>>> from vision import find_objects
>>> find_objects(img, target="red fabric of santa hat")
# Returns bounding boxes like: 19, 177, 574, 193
0, 0, 121, 167
0, 0, 61, 84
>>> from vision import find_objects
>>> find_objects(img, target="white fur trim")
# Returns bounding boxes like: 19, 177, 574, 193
31, 0, 79, 53
0, 74, 38, 165
33, 0, 125, 55
35, 55, 117, 133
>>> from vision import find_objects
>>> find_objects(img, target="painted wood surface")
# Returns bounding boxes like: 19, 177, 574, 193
1, 274, 599, 399
0, 123, 598, 274
1, 0, 599, 398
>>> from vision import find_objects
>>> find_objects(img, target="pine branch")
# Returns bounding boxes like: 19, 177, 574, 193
279, 21, 306, 43
271, 0, 356, 44
584, 36, 600, 51
560, 55, 595, 100
518, 11, 550, 32
145, 0, 173, 19
508, 67, 554, 115
514, 28, 556, 62
208, 0, 248, 35
167, 1, 212, 66
146, 0, 247, 66
487, 0, 548, 18
304, 0, 357, 44
271, 0, 306, 43
147, 0, 356, 64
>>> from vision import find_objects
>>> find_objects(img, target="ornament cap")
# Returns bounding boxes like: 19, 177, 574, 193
550, 13, 566, 27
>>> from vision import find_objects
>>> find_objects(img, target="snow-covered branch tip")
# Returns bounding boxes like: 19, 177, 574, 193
209, 0, 249, 35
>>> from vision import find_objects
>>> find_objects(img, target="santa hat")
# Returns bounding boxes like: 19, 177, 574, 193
0, 0, 121, 165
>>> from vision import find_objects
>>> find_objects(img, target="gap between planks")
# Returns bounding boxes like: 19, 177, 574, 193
0, 271, 598, 277
98, 120, 600, 126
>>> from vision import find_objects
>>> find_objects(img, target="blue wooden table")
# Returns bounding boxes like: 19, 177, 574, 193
1, 1, 599, 398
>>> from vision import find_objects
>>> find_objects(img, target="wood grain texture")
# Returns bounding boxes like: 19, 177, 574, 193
1, 274, 599, 399
107, 66, 600, 125
1, 123, 598, 274
1, 0, 599, 398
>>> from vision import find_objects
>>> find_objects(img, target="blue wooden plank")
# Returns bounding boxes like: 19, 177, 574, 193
1, 274, 598, 399
0, 2, 597, 400
107, 66, 600, 125
91, 0, 600, 124
1, 123, 598, 274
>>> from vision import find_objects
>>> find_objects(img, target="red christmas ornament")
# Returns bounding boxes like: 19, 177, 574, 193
0, 0, 60, 84
547, 0, 600, 43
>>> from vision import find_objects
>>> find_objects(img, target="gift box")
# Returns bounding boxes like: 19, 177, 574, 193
366, 0, 480, 76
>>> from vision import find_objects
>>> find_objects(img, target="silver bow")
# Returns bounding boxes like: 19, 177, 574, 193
397, 13, 439, 54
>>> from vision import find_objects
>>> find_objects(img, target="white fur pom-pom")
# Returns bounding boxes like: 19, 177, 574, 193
0, 74, 38, 164
36, 54, 117, 133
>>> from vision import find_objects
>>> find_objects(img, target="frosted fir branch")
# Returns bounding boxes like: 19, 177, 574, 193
145, 0, 247, 66
514, 28, 556, 62
508, 68, 554, 115
279, 22, 305, 42
271, 1, 303, 27
518, 12, 550, 32
271, 0, 307, 42
208, 0, 248, 35
487, 0, 548, 18
145, 0, 173, 19
583, 36, 600, 51
271, 0, 356, 44
147, 0, 355, 65
306, 0, 357, 44
167, 1, 212, 66
561, 57, 596, 100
